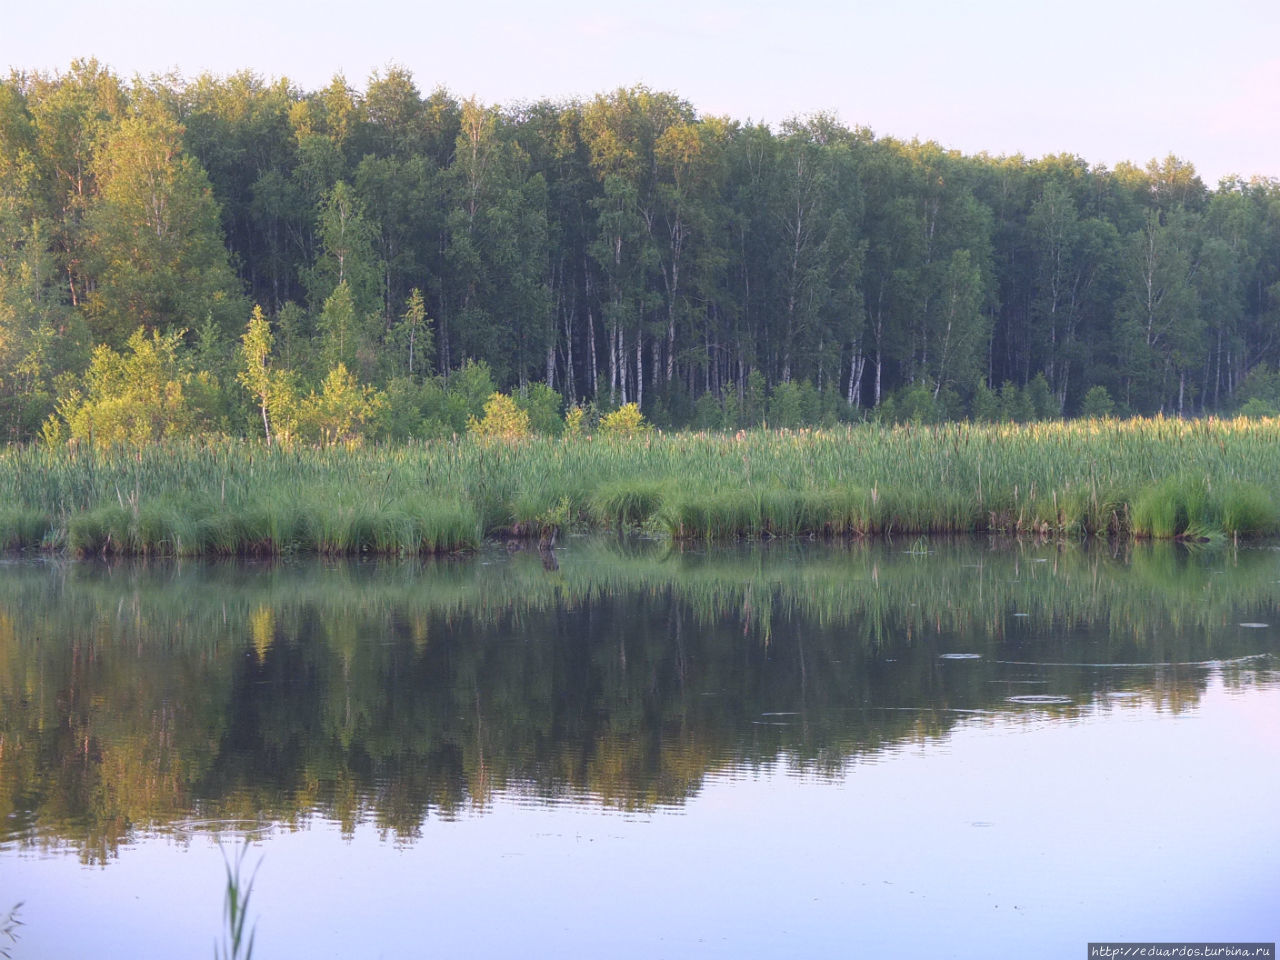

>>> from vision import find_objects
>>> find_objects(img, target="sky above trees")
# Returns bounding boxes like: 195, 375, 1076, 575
4, 0, 1278, 186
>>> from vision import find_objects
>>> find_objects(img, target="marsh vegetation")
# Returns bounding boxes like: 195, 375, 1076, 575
2, 416, 1279, 556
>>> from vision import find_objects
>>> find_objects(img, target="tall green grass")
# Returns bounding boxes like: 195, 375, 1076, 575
2, 416, 1279, 554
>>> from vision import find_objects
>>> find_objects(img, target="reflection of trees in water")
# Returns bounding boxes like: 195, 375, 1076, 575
0, 540, 1276, 860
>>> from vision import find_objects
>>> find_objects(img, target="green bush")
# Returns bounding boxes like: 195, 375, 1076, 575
598, 403, 650, 436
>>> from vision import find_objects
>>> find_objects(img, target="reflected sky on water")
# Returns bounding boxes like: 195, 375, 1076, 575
1, 539, 1277, 958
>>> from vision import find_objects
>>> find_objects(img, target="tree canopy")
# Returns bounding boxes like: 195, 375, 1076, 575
4, 61, 1280, 442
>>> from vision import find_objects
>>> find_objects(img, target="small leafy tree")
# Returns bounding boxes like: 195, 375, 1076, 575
318, 281, 360, 374
467, 391, 531, 440
1237, 397, 1277, 418
516, 382, 563, 436
599, 402, 649, 436
970, 381, 1000, 422
998, 381, 1034, 423
1026, 373, 1056, 419
894, 383, 942, 424
1079, 385, 1115, 418
238, 306, 278, 443
44, 327, 221, 446
768, 380, 805, 428
294, 363, 383, 445
396, 287, 433, 378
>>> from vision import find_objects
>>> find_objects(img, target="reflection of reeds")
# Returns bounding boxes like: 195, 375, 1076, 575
3, 419, 1280, 553
0, 539, 1275, 656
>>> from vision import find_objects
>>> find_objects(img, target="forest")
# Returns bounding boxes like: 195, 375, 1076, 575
3, 59, 1280, 444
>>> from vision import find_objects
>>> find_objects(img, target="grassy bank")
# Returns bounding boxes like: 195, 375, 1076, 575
1, 416, 1279, 556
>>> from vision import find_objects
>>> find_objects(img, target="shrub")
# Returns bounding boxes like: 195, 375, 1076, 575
599, 402, 649, 436
1080, 385, 1115, 418
564, 404, 586, 438
516, 382, 564, 436
1237, 397, 1278, 419
467, 392, 531, 440
293, 364, 384, 445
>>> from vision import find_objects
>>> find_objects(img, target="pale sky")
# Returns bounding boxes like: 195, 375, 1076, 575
5, 0, 1279, 186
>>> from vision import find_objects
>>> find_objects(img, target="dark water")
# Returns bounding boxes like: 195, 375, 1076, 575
0, 539, 1277, 958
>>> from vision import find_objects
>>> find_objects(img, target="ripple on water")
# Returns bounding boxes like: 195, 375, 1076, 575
1006, 694, 1074, 705
939, 653, 983, 660
169, 818, 271, 841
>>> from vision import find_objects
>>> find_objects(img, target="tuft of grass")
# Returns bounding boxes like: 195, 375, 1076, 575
589, 480, 666, 530
1220, 482, 1280, 538
663, 488, 759, 540
0, 510, 50, 550
1132, 475, 1218, 540
215, 845, 259, 960
1, 902, 22, 960
67, 505, 133, 556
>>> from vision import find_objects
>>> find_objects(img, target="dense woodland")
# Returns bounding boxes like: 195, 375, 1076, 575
4, 60, 1280, 443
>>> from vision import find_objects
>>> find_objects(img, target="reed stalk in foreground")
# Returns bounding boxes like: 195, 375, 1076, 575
215, 845, 259, 960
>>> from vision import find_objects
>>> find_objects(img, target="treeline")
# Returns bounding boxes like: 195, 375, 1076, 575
4, 60, 1280, 442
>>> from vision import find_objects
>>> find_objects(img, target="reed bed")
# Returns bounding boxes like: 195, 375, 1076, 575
1, 416, 1278, 555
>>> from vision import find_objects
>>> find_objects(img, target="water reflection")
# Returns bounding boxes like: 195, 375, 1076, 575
0, 538, 1276, 861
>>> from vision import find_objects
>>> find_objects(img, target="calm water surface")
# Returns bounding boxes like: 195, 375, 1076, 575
0, 539, 1277, 958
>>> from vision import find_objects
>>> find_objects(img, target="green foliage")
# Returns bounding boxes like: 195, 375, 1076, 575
7, 67, 1280, 439
1237, 397, 1278, 418
237, 305, 279, 442
970, 381, 1000, 422
294, 363, 384, 445
444, 360, 497, 428
317, 281, 361, 374
467, 391, 531, 440
1131, 475, 1207, 539
1079, 385, 1115, 418
1234, 364, 1280, 414
0, 215, 83, 441
392, 287, 433, 378
1130, 475, 1279, 540
589, 480, 666, 528
515, 382, 563, 436
743, 370, 768, 427
893, 383, 943, 424
83, 108, 244, 346
598, 402, 649, 436
7, 419, 1280, 558
1025, 373, 1056, 419
998, 381, 1034, 423
47, 327, 224, 446
768, 380, 819, 428
0, 508, 50, 549
692, 391, 724, 429
307, 180, 382, 317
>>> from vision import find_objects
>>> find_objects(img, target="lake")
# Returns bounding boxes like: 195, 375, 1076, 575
0, 538, 1277, 958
